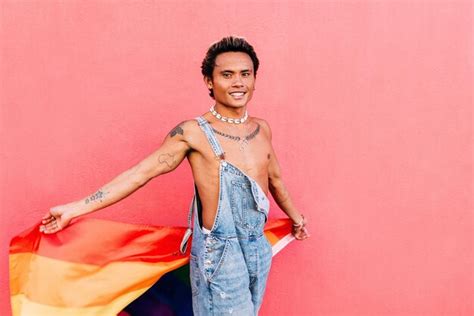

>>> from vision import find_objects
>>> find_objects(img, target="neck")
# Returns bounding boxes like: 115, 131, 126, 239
214, 103, 247, 119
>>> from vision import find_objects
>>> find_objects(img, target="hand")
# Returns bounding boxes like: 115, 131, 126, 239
291, 215, 310, 240
39, 206, 73, 234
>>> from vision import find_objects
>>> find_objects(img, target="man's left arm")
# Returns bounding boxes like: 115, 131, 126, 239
260, 120, 310, 240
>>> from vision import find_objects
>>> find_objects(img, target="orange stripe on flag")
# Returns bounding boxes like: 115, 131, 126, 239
10, 253, 188, 307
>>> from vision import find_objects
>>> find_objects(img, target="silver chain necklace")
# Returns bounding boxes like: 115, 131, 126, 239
212, 124, 260, 151
209, 105, 248, 124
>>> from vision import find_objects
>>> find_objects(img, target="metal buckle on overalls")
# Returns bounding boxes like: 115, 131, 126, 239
179, 227, 193, 255
215, 152, 225, 161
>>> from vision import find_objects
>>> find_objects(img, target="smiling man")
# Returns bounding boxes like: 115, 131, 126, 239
39, 36, 309, 315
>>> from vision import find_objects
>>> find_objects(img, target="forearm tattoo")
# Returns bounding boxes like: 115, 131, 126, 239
85, 189, 108, 204
158, 153, 176, 169
169, 121, 185, 137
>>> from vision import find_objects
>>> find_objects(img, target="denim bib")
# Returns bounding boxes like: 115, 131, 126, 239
180, 116, 273, 315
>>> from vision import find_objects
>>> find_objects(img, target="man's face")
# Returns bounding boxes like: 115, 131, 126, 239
204, 51, 256, 109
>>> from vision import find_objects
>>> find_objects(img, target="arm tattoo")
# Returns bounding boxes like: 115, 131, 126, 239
158, 153, 175, 169
85, 189, 108, 204
169, 121, 185, 137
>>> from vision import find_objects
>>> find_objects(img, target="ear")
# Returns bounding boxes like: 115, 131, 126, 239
203, 76, 213, 89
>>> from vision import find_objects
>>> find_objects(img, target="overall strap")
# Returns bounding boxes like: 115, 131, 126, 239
179, 183, 197, 254
180, 116, 225, 254
195, 116, 225, 160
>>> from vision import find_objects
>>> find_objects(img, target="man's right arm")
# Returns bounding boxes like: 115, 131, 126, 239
44, 120, 193, 227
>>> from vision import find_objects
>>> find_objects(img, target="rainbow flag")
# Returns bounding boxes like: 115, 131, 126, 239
9, 217, 294, 315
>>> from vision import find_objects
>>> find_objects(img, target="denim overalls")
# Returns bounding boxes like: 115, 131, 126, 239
180, 116, 273, 315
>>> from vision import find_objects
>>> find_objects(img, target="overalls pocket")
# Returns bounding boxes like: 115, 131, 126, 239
230, 179, 265, 230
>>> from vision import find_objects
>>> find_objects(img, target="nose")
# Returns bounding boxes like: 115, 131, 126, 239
231, 75, 244, 87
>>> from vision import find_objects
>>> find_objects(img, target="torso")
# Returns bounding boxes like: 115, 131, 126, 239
186, 112, 271, 230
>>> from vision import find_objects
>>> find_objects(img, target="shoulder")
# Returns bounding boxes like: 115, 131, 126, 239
165, 118, 201, 140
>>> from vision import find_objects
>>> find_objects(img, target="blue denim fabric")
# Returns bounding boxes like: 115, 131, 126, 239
186, 116, 273, 315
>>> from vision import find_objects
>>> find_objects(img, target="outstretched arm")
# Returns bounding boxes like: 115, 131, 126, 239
261, 120, 310, 240
40, 120, 193, 234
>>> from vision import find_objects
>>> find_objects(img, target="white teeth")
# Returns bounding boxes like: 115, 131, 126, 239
230, 92, 244, 96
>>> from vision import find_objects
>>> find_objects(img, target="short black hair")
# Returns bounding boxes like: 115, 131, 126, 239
201, 36, 260, 98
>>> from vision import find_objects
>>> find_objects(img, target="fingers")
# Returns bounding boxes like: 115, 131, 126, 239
41, 217, 55, 225
39, 217, 62, 234
42, 213, 56, 225
41, 225, 61, 234
293, 227, 310, 240
294, 234, 310, 240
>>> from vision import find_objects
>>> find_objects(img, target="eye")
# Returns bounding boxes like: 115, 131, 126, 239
242, 73, 250, 77
223, 73, 231, 78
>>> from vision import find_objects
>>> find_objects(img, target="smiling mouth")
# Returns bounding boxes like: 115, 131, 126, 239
229, 92, 246, 98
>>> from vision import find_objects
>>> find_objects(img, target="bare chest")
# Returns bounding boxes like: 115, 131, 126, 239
188, 121, 271, 191
217, 136, 270, 178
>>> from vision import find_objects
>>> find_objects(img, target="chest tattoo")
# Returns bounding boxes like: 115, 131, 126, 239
212, 123, 261, 151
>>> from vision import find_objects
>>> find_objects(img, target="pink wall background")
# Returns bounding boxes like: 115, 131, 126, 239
1, 1, 472, 315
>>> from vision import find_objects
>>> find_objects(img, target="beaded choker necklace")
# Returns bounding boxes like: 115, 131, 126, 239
209, 105, 248, 124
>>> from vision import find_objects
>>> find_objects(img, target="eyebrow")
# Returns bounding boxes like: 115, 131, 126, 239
220, 69, 252, 74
